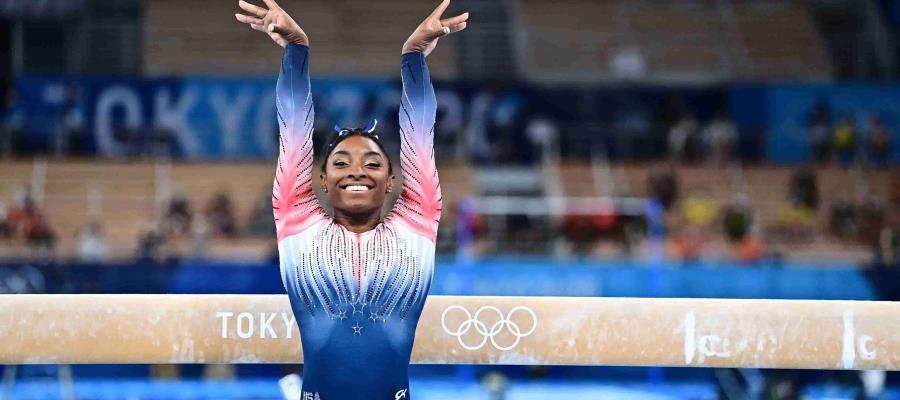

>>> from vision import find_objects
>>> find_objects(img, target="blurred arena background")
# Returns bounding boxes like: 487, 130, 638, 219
1, 0, 899, 399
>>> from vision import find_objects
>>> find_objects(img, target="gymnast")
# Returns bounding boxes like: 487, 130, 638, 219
235, 0, 468, 398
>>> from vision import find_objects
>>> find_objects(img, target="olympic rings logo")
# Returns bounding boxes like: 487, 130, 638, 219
440, 305, 537, 351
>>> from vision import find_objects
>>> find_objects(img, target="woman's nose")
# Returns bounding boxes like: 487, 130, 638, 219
347, 163, 366, 178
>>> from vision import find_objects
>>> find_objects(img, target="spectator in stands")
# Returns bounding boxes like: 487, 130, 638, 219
866, 114, 890, 166
668, 112, 699, 163
190, 215, 210, 259
722, 195, 765, 264
775, 203, 815, 243
0, 200, 9, 239
204, 190, 238, 238
702, 109, 737, 164
670, 224, 706, 264
736, 228, 766, 264
808, 99, 832, 163
828, 194, 858, 240
681, 189, 719, 228
24, 216, 56, 255
77, 221, 109, 262
672, 189, 718, 263
162, 192, 193, 236
859, 194, 887, 249
789, 168, 819, 211
833, 115, 858, 165
7, 186, 40, 239
563, 214, 597, 257
1, 87, 24, 158
247, 188, 276, 237
773, 168, 820, 243
722, 196, 753, 243
646, 166, 679, 211
135, 222, 167, 262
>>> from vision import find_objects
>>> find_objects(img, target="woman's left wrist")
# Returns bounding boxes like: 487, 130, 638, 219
402, 44, 422, 55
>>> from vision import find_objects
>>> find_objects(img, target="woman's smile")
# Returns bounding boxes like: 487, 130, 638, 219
341, 184, 373, 192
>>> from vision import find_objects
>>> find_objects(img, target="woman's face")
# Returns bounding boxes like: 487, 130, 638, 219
320, 135, 394, 216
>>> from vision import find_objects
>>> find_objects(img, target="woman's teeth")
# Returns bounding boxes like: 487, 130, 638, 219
345, 185, 370, 192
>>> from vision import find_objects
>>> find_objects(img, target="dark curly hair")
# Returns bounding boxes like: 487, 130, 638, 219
319, 124, 393, 174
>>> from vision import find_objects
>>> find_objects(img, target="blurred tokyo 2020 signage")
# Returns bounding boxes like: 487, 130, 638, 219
11, 75, 552, 160
18, 76, 898, 163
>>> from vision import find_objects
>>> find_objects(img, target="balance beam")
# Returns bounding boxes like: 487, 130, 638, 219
1, 295, 897, 370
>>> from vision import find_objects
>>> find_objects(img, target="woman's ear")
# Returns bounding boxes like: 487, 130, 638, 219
320, 173, 328, 193
387, 175, 396, 193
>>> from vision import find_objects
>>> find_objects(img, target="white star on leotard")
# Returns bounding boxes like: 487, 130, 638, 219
352, 322, 363, 335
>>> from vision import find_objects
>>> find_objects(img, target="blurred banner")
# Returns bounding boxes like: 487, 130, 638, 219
0, 259, 878, 300
11, 76, 899, 163
10, 75, 728, 161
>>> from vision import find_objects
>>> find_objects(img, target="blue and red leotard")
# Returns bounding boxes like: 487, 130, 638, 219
273, 43, 441, 400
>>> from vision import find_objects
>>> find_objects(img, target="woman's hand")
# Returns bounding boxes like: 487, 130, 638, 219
235, 0, 309, 48
402, 0, 468, 57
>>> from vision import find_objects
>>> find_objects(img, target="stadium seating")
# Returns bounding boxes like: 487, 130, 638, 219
517, 0, 831, 81
2, 160, 891, 262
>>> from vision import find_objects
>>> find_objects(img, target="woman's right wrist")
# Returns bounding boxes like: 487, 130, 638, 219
287, 42, 309, 51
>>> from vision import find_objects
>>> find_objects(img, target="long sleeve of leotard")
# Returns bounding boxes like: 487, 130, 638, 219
272, 43, 327, 242
386, 51, 443, 243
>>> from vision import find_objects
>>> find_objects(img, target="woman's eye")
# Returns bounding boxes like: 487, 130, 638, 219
367, 163, 381, 168
334, 161, 347, 167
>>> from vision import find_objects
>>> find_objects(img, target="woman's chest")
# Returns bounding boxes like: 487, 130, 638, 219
279, 223, 434, 321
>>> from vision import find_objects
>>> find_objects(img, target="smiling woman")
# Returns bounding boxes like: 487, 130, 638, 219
233, 0, 468, 398
317, 124, 396, 230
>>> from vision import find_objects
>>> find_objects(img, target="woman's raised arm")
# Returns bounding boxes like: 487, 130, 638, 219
236, 0, 325, 240
387, 0, 468, 242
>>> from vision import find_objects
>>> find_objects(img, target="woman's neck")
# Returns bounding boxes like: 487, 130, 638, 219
333, 209, 381, 234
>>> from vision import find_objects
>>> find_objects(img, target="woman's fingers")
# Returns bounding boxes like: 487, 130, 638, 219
235, 13, 263, 26
238, 0, 268, 17
440, 11, 468, 27
428, 0, 451, 20
447, 21, 466, 34
260, 0, 280, 11
250, 23, 267, 32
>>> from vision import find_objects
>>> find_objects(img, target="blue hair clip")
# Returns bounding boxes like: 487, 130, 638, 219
333, 124, 350, 136
364, 119, 378, 134
329, 121, 379, 148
